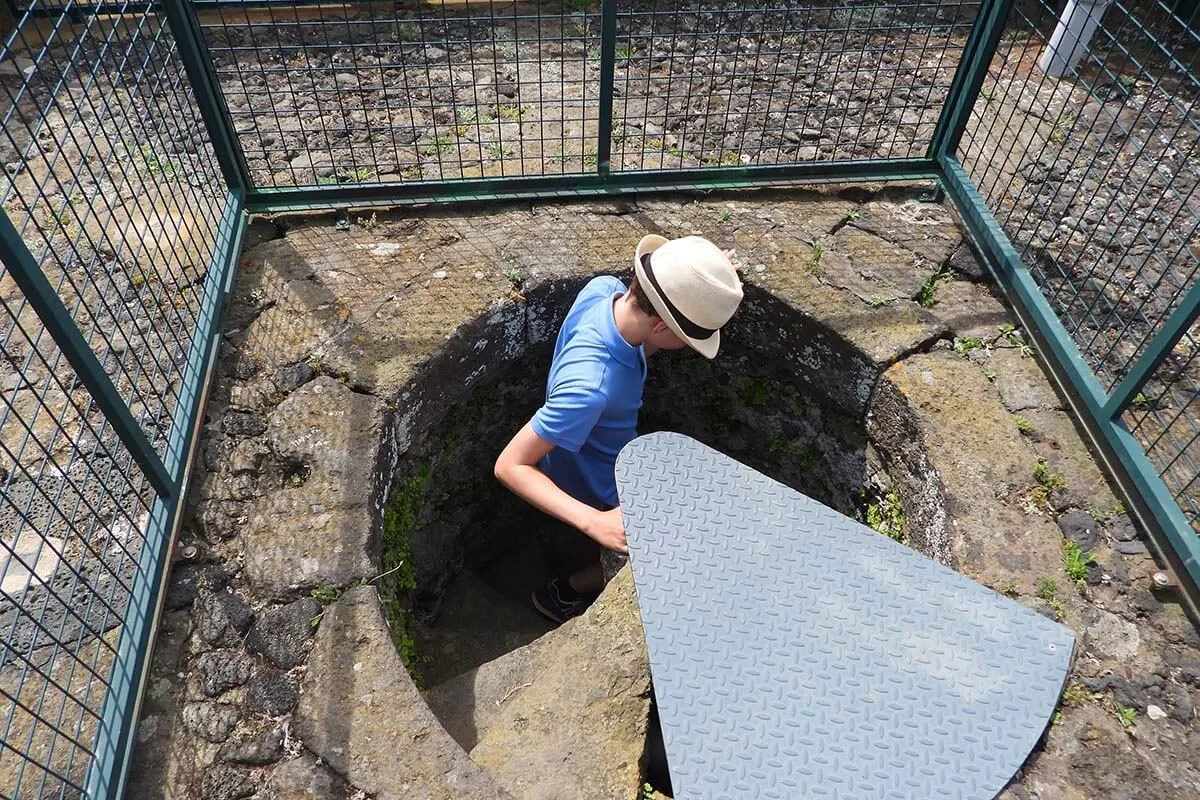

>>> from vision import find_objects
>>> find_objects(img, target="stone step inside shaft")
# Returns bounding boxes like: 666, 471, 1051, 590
428, 567, 652, 800
423, 602, 561, 751
415, 565, 555, 688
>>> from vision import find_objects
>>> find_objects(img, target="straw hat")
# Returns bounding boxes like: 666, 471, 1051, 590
633, 234, 743, 359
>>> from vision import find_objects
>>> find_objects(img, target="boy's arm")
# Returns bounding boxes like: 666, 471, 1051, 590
494, 422, 627, 553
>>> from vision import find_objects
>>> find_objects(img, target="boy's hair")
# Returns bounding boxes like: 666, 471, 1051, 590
627, 276, 660, 318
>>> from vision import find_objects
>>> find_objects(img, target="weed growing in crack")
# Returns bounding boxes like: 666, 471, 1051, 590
1062, 539, 1093, 582
916, 265, 948, 308
954, 336, 984, 356
998, 323, 1035, 356
496, 104, 528, 121
1036, 575, 1065, 619
419, 136, 455, 156
505, 268, 523, 288
719, 208, 732, 222
866, 491, 905, 543
867, 294, 891, 307
1115, 702, 1137, 730
1062, 683, 1095, 707
486, 143, 514, 160
311, 584, 342, 603
1032, 457, 1066, 508
805, 244, 823, 276
343, 167, 375, 183
1013, 414, 1034, 435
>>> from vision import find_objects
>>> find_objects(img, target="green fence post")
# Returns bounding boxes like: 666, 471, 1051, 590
596, 0, 618, 177
160, 0, 249, 194
1104, 282, 1200, 419
82, 191, 246, 800
0, 211, 174, 499
928, 0, 1016, 162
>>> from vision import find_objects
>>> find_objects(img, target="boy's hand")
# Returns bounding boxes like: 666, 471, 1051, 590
586, 507, 628, 554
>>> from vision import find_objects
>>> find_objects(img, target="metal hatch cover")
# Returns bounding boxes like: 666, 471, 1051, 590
617, 432, 1074, 800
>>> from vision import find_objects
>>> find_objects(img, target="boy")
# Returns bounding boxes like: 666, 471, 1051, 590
494, 234, 743, 624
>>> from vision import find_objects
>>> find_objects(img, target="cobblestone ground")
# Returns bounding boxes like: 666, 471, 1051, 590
121, 192, 1200, 800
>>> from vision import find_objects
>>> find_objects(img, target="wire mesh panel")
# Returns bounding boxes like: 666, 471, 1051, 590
193, 0, 981, 193
956, 0, 1200, 531
0, 1, 235, 795
198, 0, 604, 186
611, 1, 981, 171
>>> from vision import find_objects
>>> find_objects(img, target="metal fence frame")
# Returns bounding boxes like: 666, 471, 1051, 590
0, 0, 1196, 796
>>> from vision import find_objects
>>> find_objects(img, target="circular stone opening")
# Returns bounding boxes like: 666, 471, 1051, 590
375, 276, 944, 771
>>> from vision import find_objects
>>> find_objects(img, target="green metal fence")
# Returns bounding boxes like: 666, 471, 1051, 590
0, 3, 243, 797
0, 0, 1195, 796
942, 0, 1200, 608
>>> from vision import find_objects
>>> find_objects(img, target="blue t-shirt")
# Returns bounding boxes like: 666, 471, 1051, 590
531, 276, 647, 509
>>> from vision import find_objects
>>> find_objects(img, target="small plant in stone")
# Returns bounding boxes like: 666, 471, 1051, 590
1115, 702, 1137, 730
1036, 575, 1064, 619
344, 167, 375, 183
139, 143, 178, 176
805, 244, 823, 276
496, 104, 527, 121
1062, 539, 1093, 583
866, 491, 905, 543
1012, 414, 1034, 435
420, 136, 455, 156
311, 584, 341, 603
719, 208, 732, 222
954, 337, 984, 357
998, 323, 1034, 357
616, 45, 635, 61
505, 268, 523, 288
1062, 683, 1095, 707
1032, 457, 1066, 508
867, 294, 891, 307
486, 143, 514, 160
917, 266, 948, 308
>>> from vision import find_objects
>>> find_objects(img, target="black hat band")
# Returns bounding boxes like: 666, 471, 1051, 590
640, 252, 717, 341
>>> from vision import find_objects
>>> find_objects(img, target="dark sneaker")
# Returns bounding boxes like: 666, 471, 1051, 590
531, 578, 594, 625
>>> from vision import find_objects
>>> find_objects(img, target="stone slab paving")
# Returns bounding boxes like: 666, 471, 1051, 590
126, 192, 1200, 800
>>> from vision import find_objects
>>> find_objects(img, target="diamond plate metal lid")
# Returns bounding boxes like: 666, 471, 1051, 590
617, 432, 1074, 800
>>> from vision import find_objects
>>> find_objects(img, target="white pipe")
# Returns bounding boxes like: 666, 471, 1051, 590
1038, 0, 1113, 78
